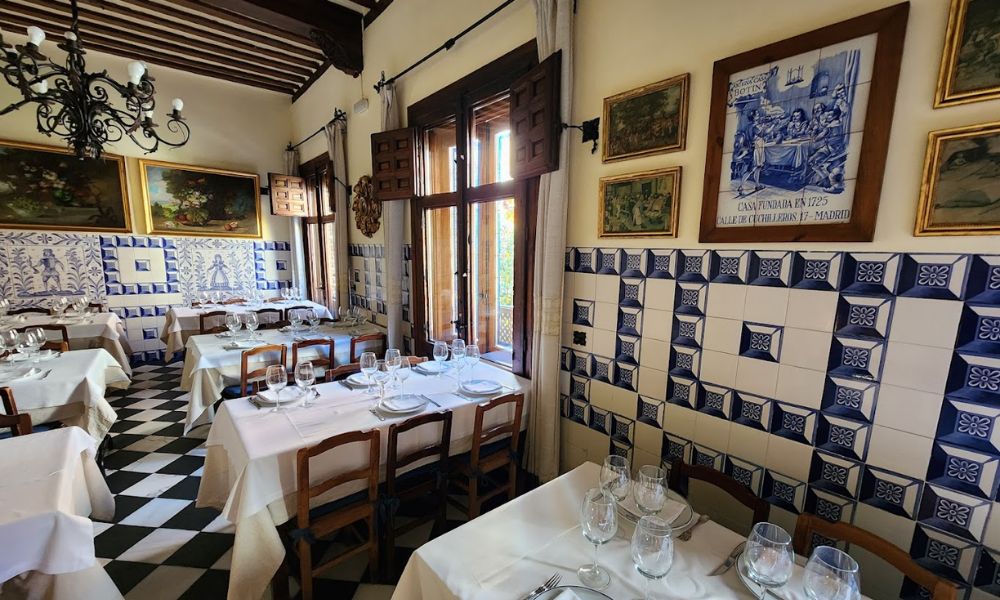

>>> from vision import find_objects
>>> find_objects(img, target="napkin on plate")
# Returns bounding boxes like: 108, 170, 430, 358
552, 590, 582, 600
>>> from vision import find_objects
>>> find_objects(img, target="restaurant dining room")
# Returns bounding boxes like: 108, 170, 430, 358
2, 0, 1000, 598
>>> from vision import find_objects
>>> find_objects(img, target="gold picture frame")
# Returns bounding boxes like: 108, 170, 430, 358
602, 73, 690, 163
915, 120, 1000, 236
0, 138, 131, 233
599, 167, 682, 238
139, 159, 262, 239
935, 0, 1000, 107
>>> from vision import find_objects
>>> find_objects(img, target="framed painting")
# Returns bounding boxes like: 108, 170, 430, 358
602, 73, 689, 162
935, 0, 1000, 108
0, 139, 130, 232
599, 167, 681, 238
699, 3, 908, 243
140, 159, 262, 238
915, 120, 1000, 236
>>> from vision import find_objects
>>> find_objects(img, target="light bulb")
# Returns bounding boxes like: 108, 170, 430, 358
143, 110, 154, 120
171, 98, 184, 112
26, 26, 45, 46
30, 80, 48, 94
127, 61, 145, 85
64, 31, 77, 41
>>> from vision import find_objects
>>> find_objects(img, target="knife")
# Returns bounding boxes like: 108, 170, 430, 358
420, 394, 441, 407
708, 541, 746, 576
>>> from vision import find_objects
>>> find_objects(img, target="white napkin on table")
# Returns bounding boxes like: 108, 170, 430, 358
552, 590, 582, 600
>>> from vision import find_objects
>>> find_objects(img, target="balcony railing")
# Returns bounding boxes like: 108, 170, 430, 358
496, 304, 513, 349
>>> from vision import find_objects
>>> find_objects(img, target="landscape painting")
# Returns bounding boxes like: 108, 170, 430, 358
0, 139, 130, 232
599, 167, 681, 238
140, 159, 261, 238
602, 73, 689, 162
936, 0, 1000, 107
915, 121, 1000, 235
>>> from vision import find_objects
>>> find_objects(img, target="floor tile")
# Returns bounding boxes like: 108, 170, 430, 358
117, 528, 199, 563
94, 524, 157, 559
104, 560, 158, 595
123, 565, 205, 600
119, 498, 191, 528
162, 503, 223, 531
120, 473, 187, 498
159, 455, 205, 476
163, 532, 234, 568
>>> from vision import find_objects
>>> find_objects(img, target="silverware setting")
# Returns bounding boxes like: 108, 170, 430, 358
249, 396, 263, 410
678, 513, 710, 541
368, 406, 386, 421
708, 540, 746, 576
420, 394, 442, 408
520, 573, 561, 599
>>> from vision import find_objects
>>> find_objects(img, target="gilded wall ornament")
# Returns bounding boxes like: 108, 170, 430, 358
352, 175, 381, 237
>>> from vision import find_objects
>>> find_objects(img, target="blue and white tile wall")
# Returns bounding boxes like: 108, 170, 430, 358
348, 243, 414, 354
561, 248, 1000, 599
0, 230, 292, 364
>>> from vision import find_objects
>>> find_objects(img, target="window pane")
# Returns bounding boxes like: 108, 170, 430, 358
469, 197, 514, 366
423, 120, 457, 194
423, 206, 460, 343
470, 96, 511, 187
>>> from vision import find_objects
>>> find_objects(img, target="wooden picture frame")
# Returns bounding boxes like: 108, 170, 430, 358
935, 0, 1000, 108
599, 167, 681, 238
915, 120, 1000, 236
699, 3, 908, 243
602, 73, 689, 162
0, 138, 131, 233
140, 159, 262, 239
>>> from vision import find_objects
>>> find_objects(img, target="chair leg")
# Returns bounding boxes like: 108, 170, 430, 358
384, 517, 395, 581
508, 462, 518, 502
367, 516, 380, 584
271, 559, 290, 600
298, 540, 313, 600
468, 475, 480, 519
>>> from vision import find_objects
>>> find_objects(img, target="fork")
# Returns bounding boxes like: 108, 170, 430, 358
520, 573, 561, 599
369, 407, 386, 422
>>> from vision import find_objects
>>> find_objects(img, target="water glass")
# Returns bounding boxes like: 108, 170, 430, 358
631, 515, 674, 600
307, 315, 320, 330
465, 344, 480, 374
432, 341, 449, 376
360, 351, 377, 394
803, 546, 861, 600
371, 360, 391, 408
396, 357, 411, 398
289, 313, 303, 330
244, 312, 259, 338
265, 364, 288, 413
578, 487, 618, 590
451, 339, 467, 381
600, 454, 630, 502
745, 522, 795, 598
294, 361, 316, 408
633, 465, 667, 515
225, 312, 241, 337
27, 329, 43, 361
385, 348, 402, 373
1, 330, 17, 362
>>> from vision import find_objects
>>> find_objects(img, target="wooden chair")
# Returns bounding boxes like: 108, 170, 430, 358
404, 356, 428, 364
203, 325, 229, 335
291, 338, 335, 382
16, 324, 70, 353
199, 310, 228, 334
0, 387, 32, 437
86, 302, 108, 313
668, 459, 769, 527
258, 319, 290, 330
350, 333, 386, 363
9, 307, 48, 316
221, 344, 287, 398
793, 514, 957, 600
384, 411, 452, 577
448, 393, 524, 519
328, 362, 361, 381
255, 308, 283, 325
284, 305, 314, 322
282, 430, 381, 600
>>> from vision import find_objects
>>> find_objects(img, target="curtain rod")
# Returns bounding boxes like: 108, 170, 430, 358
374, 0, 518, 93
287, 108, 347, 151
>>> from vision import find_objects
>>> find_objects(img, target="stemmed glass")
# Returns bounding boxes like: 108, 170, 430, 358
600, 455, 631, 503
265, 364, 288, 413
745, 522, 795, 599
385, 349, 401, 396
631, 515, 674, 600
432, 341, 449, 377
465, 344, 480, 377
244, 312, 259, 339
15, 332, 31, 361
307, 315, 320, 331
26, 329, 43, 363
578, 487, 618, 590
396, 357, 411, 400
451, 339, 467, 383
803, 546, 861, 600
1, 330, 18, 365
360, 351, 377, 394
633, 465, 667, 516
338, 306, 349, 323
294, 361, 316, 408
289, 312, 303, 330
371, 360, 391, 409
225, 313, 241, 338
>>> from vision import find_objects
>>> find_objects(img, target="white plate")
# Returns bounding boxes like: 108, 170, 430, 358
0, 350, 54, 363
415, 361, 447, 374
460, 379, 502, 396
378, 394, 428, 415
346, 373, 370, 387
0, 367, 44, 383
257, 388, 303, 405
534, 586, 612, 600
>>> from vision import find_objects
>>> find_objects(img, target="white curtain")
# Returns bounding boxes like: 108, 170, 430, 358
284, 148, 307, 294
381, 81, 406, 350
528, 0, 573, 483
323, 120, 351, 315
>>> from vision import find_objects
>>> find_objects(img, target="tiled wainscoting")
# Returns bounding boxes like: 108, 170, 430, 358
0, 231, 292, 363
559, 248, 1000, 599
349, 243, 414, 353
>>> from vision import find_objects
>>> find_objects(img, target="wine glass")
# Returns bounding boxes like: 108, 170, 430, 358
27, 328, 44, 362
371, 360, 391, 409
633, 465, 667, 515
745, 522, 795, 599
360, 351, 377, 394
631, 515, 674, 600
307, 315, 320, 331
601, 455, 630, 503
465, 344, 480, 376
244, 312, 259, 339
15, 332, 31, 360
338, 305, 349, 322
289, 312, 303, 330
225, 312, 241, 337
578, 487, 618, 590
265, 364, 288, 413
803, 546, 861, 600
1, 330, 18, 365
396, 356, 411, 399
432, 341, 449, 377
385, 348, 401, 373
294, 361, 316, 408
451, 339, 467, 383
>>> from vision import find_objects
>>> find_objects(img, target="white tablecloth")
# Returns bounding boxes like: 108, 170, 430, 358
179, 323, 382, 434
3, 313, 132, 376
0, 427, 122, 600
393, 462, 870, 600
161, 301, 333, 361
1, 349, 130, 440
197, 363, 529, 600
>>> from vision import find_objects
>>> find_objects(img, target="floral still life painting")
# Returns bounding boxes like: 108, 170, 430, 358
0, 140, 130, 232
140, 159, 261, 238
599, 167, 681, 238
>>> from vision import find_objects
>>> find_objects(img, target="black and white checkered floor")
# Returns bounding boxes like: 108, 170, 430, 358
96, 361, 466, 599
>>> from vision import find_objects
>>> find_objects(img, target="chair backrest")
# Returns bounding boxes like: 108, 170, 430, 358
222, 298, 247, 305
328, 362, 361, 381
0, 387, 32, 436
258, 319, 290, 330
387, 411, 453, 497
350, 333, 386, 363
199, 310, 228, 334
16, 324, 70, 352
87, 302, 108, 313
471, 393, 524, 466
240, 344, 288, 395
404, 356, 428, 364
203, 325, 229, 335
292, 338, 336, 376
284, 305, 314, 322
793, 514, 957, 599
9, 307, 48, 316
668, 460, 769, 527
255, 308, 283, 324
296, 429, 380, 527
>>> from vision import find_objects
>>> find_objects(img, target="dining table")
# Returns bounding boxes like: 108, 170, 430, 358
0, 426, 122, 600
160, 300, 333, 361
196, 361, 529, 600
0, 348, 131, 440
179, 322, 384, 433
392, 461, 872, 600
2, 311, 132, 376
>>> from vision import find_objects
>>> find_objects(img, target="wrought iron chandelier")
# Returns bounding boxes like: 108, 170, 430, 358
0, 0, 190, 159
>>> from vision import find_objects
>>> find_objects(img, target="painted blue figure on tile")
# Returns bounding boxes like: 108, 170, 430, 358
207, 253, 230, 289
34, 248, 64, 292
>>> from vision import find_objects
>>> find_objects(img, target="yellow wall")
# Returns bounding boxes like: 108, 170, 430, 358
0, 40, 293, 241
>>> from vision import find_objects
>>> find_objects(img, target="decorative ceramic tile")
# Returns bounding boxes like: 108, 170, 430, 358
816, 414, 870, 461
809, 451, 862, 499
763, 470, 806, 513
569, 375, 591, 402
668, 376, 697, 409
662, 433, 693, 465
897, 254, 969, 301
619, 249, 647, 278
643, 249, 674, 279
609, 440, 632, 464
749, 251, 792, 287
572, 300, 595, 327
588, 405, 610, 434
676, 250, 710, 283
859, 466, 922, 519
618, 307, 644, 336
791, 252, 842, 291
590, 356, 614, 384
692, 444, 725, 470
834, 295, 893, 340
565, 397, 588, 424
805, 487, 856, 523
820, 377, 878, 422
669, 345, 700, 379
710, 250, 749, 284
616, 334, 641, 365
567, 248, 596, 274
927, 443, 1000, 500
974, 550, 1000, 596
698, 384, 733, 420
771, 402, 817, 445
595, 248, 621, 275
733, 393, 772, 432
966, 255, 1000, 305
610, 414, 635, 446
740, 323, 783, 362
725, 456, 764, 495
937, 399, 1000, 454
674, 282, 707, 316
956, 305, 1000, 357
672, 315, 704, 348
637, 396, 664, 428
911, 525, 978, 584
827, 337, 884, 381
841, 253, 901, 296
619, 277, 645, 308
945, 354, 1000, 404
614, 361, 638, 391
918, 484, 990, 542
570, 351, 591, 377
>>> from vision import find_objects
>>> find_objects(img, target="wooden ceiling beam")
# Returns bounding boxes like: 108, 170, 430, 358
292, 60, 331, 102
364, 0, 395, 27
153, 0, 319, 49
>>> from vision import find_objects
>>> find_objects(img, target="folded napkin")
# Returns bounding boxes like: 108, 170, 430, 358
414, 361, 447, 375
223, 341, 261, 350
552, 590, 582, 600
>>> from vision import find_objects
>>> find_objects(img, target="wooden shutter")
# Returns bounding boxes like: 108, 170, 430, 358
268, 172, 308, 216
371, 127, 419, 200
509, 50, 562, 179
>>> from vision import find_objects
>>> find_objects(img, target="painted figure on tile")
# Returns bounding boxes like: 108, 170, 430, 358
33, 248, 64, 292
208, 253, 230, 289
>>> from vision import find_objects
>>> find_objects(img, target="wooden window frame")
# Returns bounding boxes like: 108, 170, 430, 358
299, 153, 336, 308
